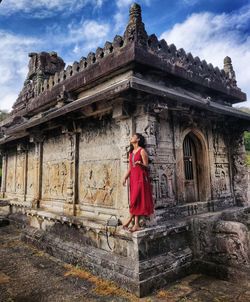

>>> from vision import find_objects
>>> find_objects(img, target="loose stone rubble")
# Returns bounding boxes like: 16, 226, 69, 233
0, 3, 250, 297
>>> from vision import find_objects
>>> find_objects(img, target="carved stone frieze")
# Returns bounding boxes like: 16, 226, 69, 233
79, 161, 118, 207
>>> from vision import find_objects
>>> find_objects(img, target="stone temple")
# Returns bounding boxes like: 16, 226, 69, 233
0, 3, 250, 297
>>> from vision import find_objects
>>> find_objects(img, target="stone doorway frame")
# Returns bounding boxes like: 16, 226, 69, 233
176, 128, 211, 203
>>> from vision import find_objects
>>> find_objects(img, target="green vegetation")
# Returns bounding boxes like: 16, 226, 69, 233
237, 106, 250, 114
0, 110, 9, 122
238, 107, 250, 166
247, 152, 250, 166
244, 131, 250, 166
245, 131, 250, 151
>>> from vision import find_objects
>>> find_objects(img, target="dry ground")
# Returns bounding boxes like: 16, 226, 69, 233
1, 225, 250, 302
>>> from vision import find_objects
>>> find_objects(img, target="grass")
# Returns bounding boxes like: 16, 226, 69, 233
63, 264, 138, 302
246, 151, 250, 166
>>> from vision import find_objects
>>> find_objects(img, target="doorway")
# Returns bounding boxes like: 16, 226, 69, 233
183, 133, 200, 202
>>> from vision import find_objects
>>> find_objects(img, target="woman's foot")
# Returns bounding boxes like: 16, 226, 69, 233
129, 225, 141, 232
122, 216, 133, 229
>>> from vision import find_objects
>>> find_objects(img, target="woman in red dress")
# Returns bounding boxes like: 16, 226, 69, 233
122, 133, 154, 232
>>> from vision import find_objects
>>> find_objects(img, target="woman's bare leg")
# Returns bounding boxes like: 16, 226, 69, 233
123, 214, 133, 228
130, 216, 141, 232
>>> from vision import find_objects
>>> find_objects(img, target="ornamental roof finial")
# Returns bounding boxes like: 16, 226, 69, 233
124, 3, 148, 46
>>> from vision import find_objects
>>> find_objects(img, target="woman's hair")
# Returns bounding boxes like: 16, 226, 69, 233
129, 133, 146, 153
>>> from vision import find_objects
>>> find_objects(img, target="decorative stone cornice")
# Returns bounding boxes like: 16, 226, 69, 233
1, 3, 248, 135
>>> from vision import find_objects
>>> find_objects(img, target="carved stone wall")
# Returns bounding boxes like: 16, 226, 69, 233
26, 146, 36, 199
211, 126, 232, 200
78, 117, 121, 214
5, 151, 16, 195
135, 109, 176, 209
42, 134, 70, 203
231, 131, 248, 205
16, 152, 26, 195
192, 209, 250, 269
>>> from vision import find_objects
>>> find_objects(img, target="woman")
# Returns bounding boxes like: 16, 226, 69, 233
122, 133, 154, 232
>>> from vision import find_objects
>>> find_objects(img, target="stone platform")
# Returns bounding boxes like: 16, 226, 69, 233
3, 202, 250, 297
2, 224, 250, 302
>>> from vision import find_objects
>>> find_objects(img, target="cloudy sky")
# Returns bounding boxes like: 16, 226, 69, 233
0, 0, 250, 111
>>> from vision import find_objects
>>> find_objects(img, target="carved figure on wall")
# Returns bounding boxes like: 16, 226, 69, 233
16, 153, 25, 193
230, 130, 248, 205
213, 165, 230, 197
79, 163, 115, 206
160, 174, 168, 198
43, 162, 68, 199
27, 150, 35, 195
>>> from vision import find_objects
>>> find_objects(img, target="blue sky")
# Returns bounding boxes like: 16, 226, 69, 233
0, 0, 250, 111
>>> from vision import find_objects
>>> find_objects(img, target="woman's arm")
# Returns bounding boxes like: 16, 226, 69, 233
122, 165, 131, 186
135, 149, 149, 168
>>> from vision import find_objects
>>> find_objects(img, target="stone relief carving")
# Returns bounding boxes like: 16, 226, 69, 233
16, 152, 25, 193
27, 149, 36, 195
152, 164, 175, 206
119, 119, 131, 162
192, 216, 250, 267
213, 164, 230, 198
212, 220, 249, 265
231, 131, 248, 205
43, 161, 68, 199
42, 135, 70, 200
79, 161, 118, 207
6, 154, 15, 193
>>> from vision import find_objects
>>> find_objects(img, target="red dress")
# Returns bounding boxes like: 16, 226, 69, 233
129, 148, 154, 216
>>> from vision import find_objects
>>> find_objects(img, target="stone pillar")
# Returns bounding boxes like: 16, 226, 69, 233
171, 111, 184, 204
63, 131, 79, 216
16, 143, 28, 202
231, 130, 248, 206
23, 147, 28, 201
112, 99, 134, 218
30, 135, 44, 208
0, 152, 7, 198
134, 104, 158, 214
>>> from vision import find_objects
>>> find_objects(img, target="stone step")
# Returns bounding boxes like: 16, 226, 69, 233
156, 198, 235, 222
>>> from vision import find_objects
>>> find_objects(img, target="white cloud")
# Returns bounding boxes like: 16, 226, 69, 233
160, 5, 250, 107
0, 0, 104, 17
114, 0, 151, 32
0, 31, 40, 111
0, 17, 110, 111
182, 0, 199, 6
57, 20, 110, 58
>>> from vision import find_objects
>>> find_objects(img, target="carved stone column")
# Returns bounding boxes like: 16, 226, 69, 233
16, 143, 28, 202
230, 130, 248, 206
30, 135, 44, 208
0, 152, 7, 198
63, 130, 79, 216
134, 104, 158, 209
112, 99, 134, 217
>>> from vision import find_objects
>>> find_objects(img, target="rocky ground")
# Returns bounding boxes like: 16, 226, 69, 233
1, 224, 250, 302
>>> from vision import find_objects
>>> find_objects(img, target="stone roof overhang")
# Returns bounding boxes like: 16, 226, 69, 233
1, 3, 249, 146
1, 75, 250, 146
